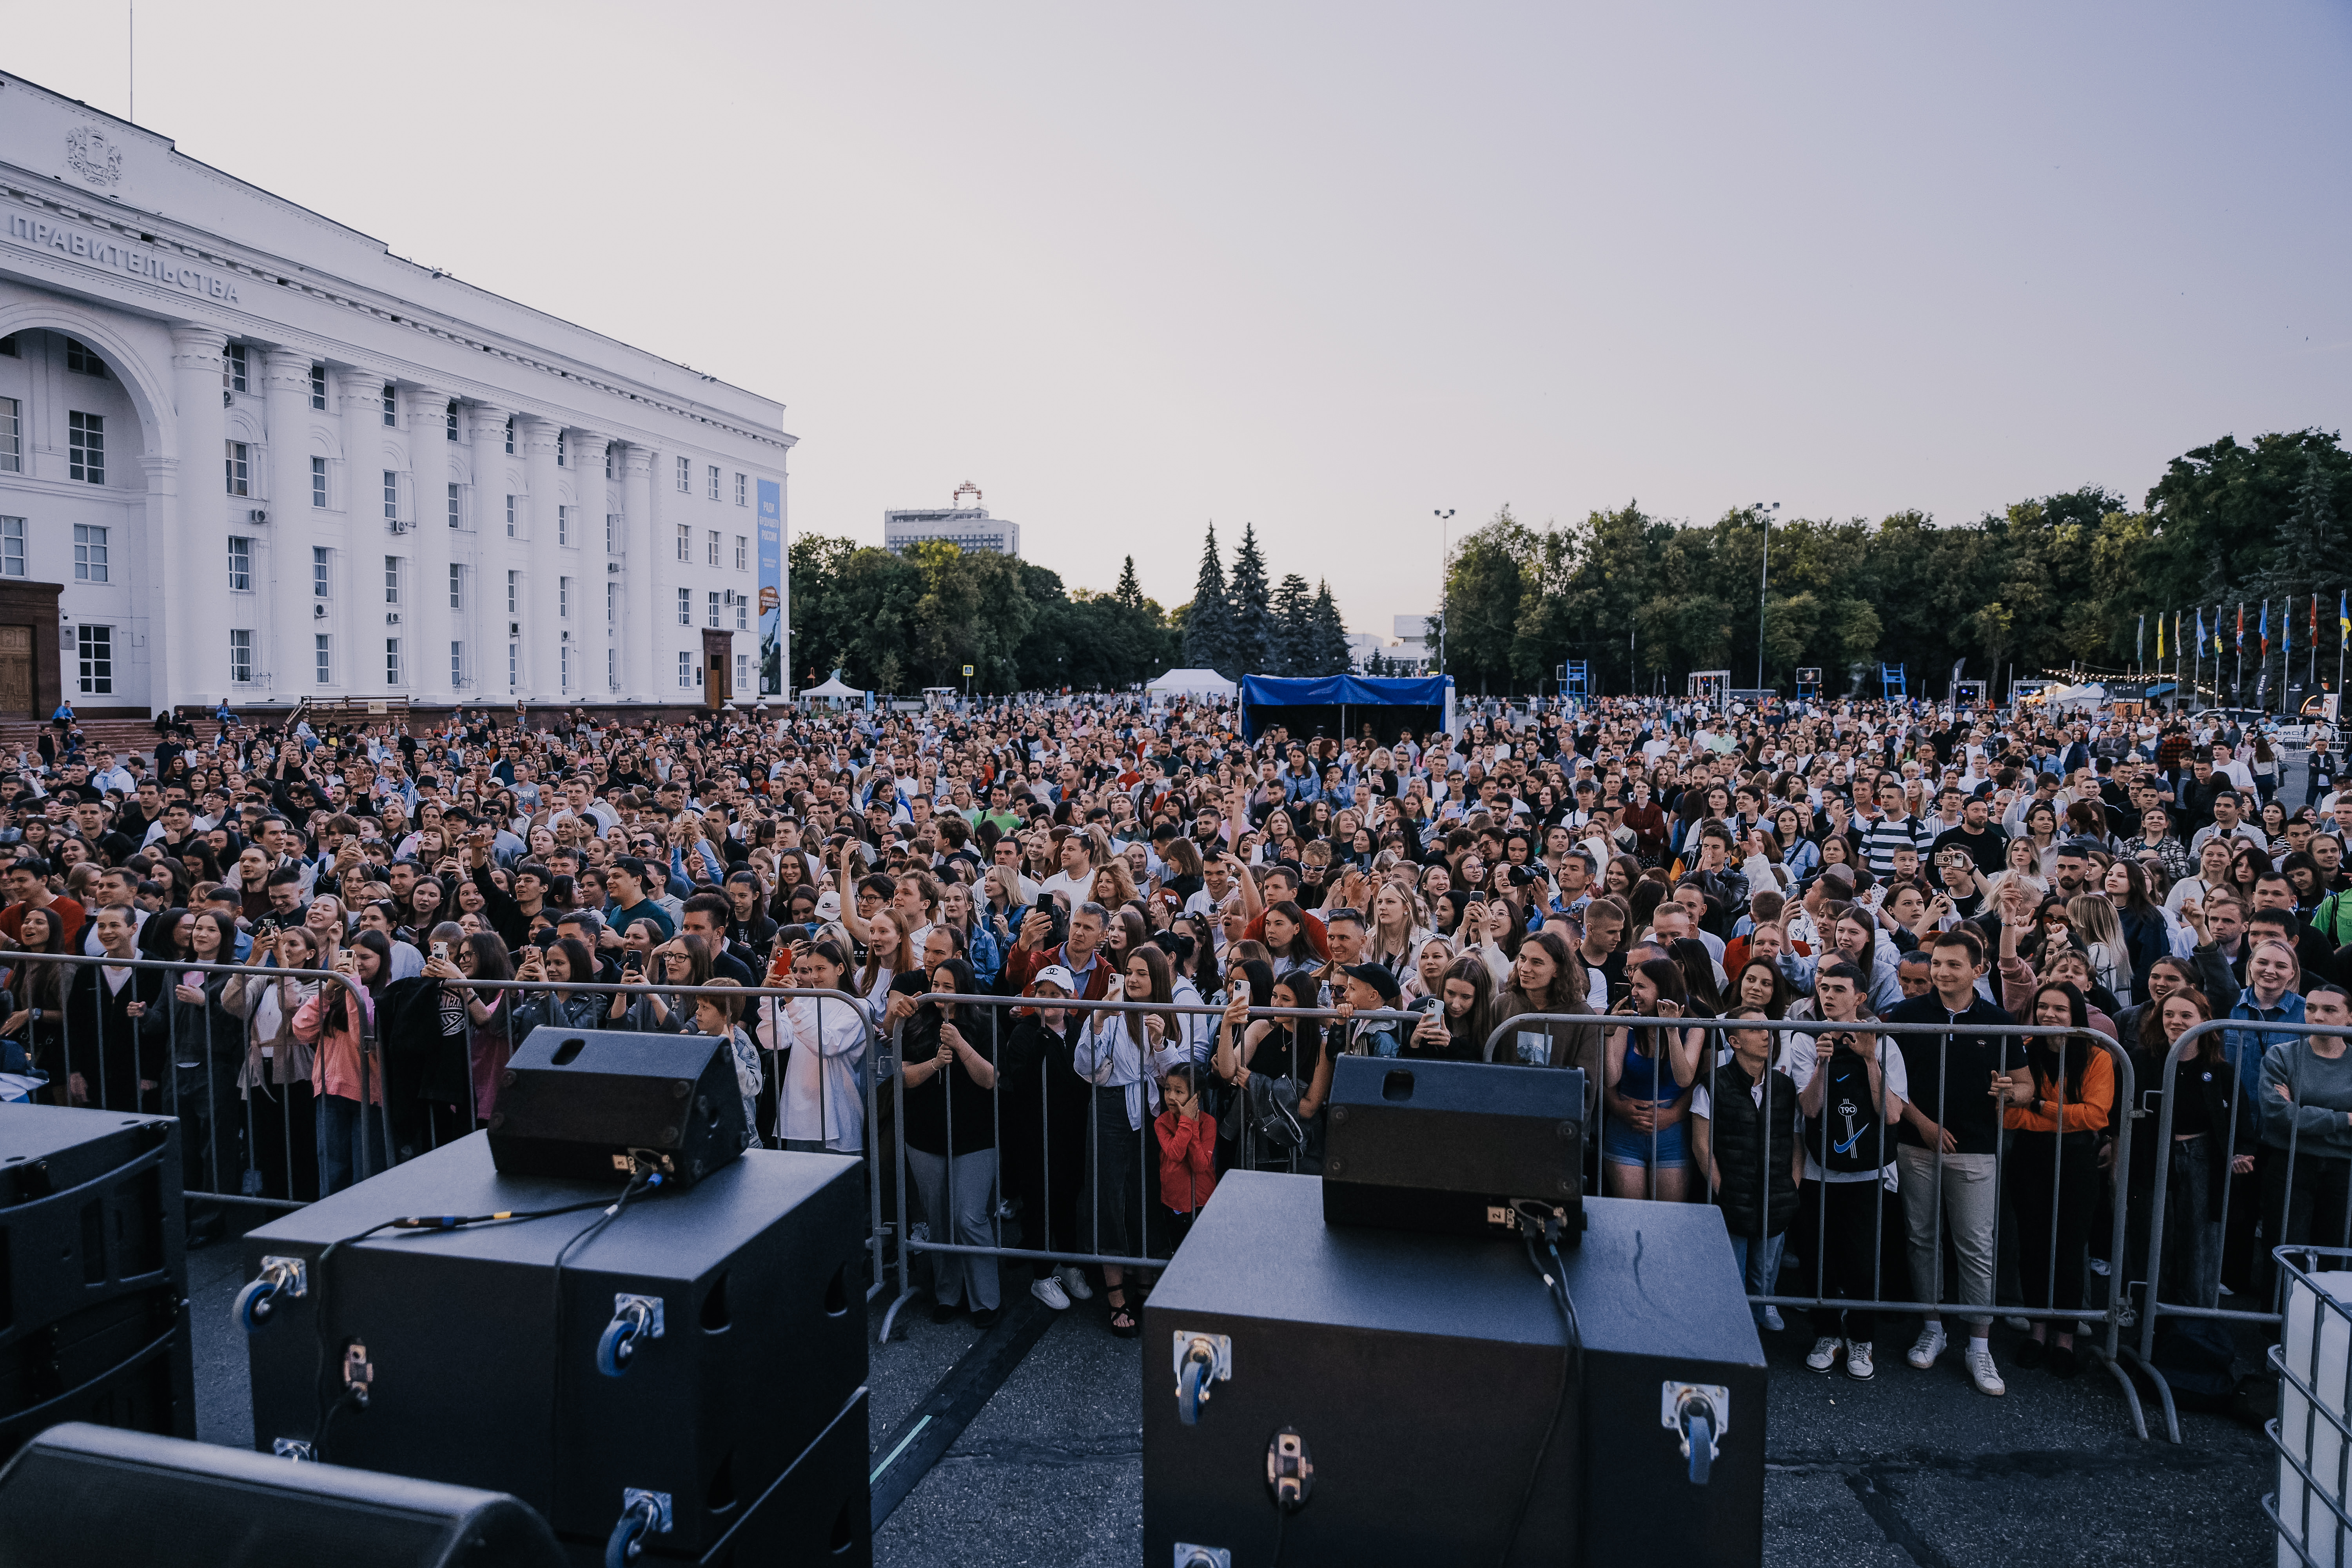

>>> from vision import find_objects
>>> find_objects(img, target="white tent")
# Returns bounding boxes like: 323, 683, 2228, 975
1145, 668, 1238, 700
803, 674, 866, 702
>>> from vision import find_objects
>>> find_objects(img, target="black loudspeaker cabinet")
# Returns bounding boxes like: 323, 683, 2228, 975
1321, 1057, 1584, 1240
489, 1027, 750, 1188
559, 1387, 871, 1568
0, 1420, 565, 1568
1144, 1173, 1766, 1568
0, 1107, 192, 1461
244, 1132, 865, 1557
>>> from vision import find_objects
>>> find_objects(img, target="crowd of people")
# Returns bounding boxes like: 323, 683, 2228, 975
4, 690, 2349, 1387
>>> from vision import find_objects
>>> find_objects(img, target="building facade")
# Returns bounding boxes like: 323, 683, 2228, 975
883, 505, 1018, 557
0, 75, 793, 719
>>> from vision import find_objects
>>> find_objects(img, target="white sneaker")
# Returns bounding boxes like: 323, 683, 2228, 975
1806, 1336, 1842, 1372
1844, 1340, 1875, 1380
1056, 1265, 1094, 1301
1029, 1275, 1071, 1311
1965, 1341, 2007, 1396
1761, 1306, 1784, 1332
1907, 1323, 1947, 1370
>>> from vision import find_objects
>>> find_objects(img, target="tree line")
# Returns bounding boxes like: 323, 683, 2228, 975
1432, 426, 2352, 699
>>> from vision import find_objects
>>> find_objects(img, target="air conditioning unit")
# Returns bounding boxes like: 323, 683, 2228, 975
386, 613, 401, 625
388, 519, 411, 534
248, 508, 268, 525
221, 388, 233, 407
508, 622, 520, 636
313, 604, 327, 618
606, 562, 621, 573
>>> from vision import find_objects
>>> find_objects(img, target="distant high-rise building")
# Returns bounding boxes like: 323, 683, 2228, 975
884, 497, 1020, 557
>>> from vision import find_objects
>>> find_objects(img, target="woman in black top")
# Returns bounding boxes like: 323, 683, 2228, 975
900, 956, 1002, 1325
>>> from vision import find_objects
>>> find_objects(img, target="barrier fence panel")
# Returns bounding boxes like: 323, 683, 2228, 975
872, 995, 1424, 1344
2132, 1019, 2352, 1444
2267, 1244, 2352, 1568
6, 952, 377, 1216
1483, 1011, 2144, 1436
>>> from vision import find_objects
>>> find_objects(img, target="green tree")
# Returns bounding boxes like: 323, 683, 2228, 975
1271, 573, 1312, 675
1308, 580, 1351, 674
1228, 523, 1274, 674
1113, 555, 1144, 609
1181, 525, 1236, 676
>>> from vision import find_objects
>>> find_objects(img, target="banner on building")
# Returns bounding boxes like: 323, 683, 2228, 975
757, 478, 784, 696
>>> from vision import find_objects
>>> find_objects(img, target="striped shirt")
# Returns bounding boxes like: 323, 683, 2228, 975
1859, 813, 1927, 876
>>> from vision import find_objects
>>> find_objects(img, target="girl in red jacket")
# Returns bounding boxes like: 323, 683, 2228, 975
1154, 1065, 1218, 1247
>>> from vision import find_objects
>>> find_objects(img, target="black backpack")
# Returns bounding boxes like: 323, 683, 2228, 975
1807, 1039, 1887, 1175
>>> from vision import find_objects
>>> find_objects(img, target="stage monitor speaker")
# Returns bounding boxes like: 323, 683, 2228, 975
0, 1107, 192, 1461
593, 1386, 871, 1568
1146, 1172, 1765, 1568
488, 1027, 750, 1188
1321, 1058, 1584, 1240
245, 1132, 866, 1558
0, 1420, 564, 1568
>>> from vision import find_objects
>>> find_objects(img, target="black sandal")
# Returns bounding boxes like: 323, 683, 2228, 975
1107, 1288, 1140, 1338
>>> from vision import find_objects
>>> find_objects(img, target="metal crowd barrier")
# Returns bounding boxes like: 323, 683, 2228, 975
2268, 1243, 2352, 1567
0, 951, 377, 1206
871, 994, 1423, 1344
1483, 1010, 2145, 1435
2132, 1019, 2352, 1444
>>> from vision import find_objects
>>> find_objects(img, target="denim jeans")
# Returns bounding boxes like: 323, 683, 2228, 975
316, 1093, 389, 1196
1728, 1230, 1787, 1323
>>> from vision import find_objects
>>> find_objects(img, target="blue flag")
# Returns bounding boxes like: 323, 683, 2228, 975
2195, 608, 2207, 657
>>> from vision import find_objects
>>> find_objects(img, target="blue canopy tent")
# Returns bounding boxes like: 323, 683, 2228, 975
1238, 674, 1455, 744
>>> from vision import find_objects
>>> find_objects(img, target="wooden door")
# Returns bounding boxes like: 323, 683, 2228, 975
0, 626, 30, 717
702, 630, 731, 710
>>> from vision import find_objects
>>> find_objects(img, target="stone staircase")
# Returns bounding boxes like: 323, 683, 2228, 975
0, 718, 167, 766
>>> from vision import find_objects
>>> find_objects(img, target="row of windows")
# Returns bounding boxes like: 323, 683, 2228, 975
673, 455, 751, 506
672, 525, 751, 568
674, 586, 751, 630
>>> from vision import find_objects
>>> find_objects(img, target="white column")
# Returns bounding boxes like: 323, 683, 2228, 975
139, 453, 180, 708
572, 433, 612, 699
466, 404, 508, 700
620, 445, 656, 702
515, 416, 562, 701
169, 325, 230, 706
259, 348, 317, 704
405, 386, 452, 703
336, 370, 386, 698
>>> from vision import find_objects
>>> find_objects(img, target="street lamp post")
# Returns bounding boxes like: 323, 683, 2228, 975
1434, 508, 1455, 677
1755, 501, 1779, 691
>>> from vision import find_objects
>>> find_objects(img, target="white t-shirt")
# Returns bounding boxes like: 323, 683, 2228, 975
1783, 1029, 1910, 1189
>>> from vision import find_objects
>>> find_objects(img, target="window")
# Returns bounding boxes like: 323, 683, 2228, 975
734, 535, 748, 571
224, 343, 248, 393
0, 518, 21, 577
707, 530, 720, 566
313, 546, 330, 599
386, 639, 402, 684
675, 524, 691, 562
556, 433, 566, 468
559, 576, 571, 619
735, 472, 747, 506
0, 396, 20, 472
677, 588, 691, 626
506, 419, 515, 455
227, 536, 252, 592
606, 512, 618, 554
65, 338, 105, 376
0, 335, 16, 356
448, 564, 464, 610
506, 571, 518, 615
735, 595, 748, 631
68, 411, 104, 484
225, 441, 250, 497
606, 581, 618, 628
604, 447, 615, 480
381, 383, 397, 427
309, 363, 327, 410
450, 641, 466, 688
314, 634, 332, 686
74, 525, 109, 583
229, 629, 253, 684
78, 626, 113, 693
384, 556, 401, 605
735, 652, 748, 689
445, 403, 458, 442
679, 651, 693, 688
312, 456, 328, 508
383, 470, 399, 523
505, 495, 516, 537
448, 483, 461, 529
560, 643, 571, 693
557, 505, 571, 547
508, 639, 518, 691
676, 455, 690, 492
708, 591, 723, 629
608, 647, 617, 691
703, 465, 718, 501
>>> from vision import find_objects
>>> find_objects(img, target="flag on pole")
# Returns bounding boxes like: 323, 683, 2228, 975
2196, 608, 2208, 657
2175, 611, 2183, 664
2261, 600, 2271, 658
2339, 589, 2347, 642
2155, 613, 2164, 660
2314, 594, 2321, 642
2238, 604, 2245, 649
2139, 615, 2147, 664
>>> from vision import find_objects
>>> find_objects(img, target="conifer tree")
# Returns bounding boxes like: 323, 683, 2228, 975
1227, 523, 1274, 674
1180, 524, 1237, 675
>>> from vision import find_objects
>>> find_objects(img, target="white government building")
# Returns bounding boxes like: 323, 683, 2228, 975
0, 73, 793, 721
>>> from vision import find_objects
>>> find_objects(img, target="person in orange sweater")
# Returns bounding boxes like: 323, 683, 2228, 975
1154, 1064, 1218, 1248
1996, 980, 2116, 1379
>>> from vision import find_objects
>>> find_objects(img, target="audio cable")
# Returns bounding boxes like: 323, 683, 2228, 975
1500, 1202, 1586, 1568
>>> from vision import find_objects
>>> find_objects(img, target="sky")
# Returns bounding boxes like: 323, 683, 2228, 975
7, 1, 2350, 642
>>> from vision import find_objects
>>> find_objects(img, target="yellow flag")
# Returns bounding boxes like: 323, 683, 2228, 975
2156, 613, 2164, 659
